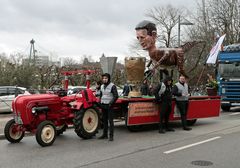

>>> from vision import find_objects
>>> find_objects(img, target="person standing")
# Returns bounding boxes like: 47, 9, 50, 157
122, 83, 132, 97
140, 79, 150, 96
99, 73, 118, 141
154, 77, 175, 133
172, 74, 192, 131
95, 80, 102, 97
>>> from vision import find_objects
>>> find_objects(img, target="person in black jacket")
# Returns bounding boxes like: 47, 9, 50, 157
140, 79, 150, 96
122, 83, 132, 97
95, 80, 102, 97
154, 77, 175, 133
172, 74, 192, 131
98, 73, 118, 141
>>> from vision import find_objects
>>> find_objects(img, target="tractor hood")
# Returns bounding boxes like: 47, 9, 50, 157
12, 94, 61, 125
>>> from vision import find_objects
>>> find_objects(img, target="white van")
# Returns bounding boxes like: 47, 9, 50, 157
0, 86, 30, 113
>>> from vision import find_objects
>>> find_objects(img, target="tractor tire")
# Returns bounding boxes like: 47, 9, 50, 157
125, 112, 143, 132
56, 124, 68, 136
186, 119, 197, 126
73, 107, 99, 139
4, 119, 25, 143
36, 120, 56, 147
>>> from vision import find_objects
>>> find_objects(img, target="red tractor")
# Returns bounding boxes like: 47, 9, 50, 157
4, 70, 101, 147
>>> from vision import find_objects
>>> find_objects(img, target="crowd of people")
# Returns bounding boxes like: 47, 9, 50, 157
94, 73, 192, 141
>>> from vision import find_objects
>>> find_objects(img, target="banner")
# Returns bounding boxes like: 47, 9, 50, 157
128, 102, 159, 117
206, 34, 226, 64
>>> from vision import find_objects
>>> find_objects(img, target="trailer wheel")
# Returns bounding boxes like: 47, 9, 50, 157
56, 124, 68, 136
125, 112, 143, 132
4, 119, 25, 143
221, 105, 231, 112
187, 119, 197, 126
74, 107, 99, 139
36, 121, 56, 147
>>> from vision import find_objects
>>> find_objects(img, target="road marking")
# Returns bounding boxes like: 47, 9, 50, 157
229, 112, 240, 116
164, 136, 221, 154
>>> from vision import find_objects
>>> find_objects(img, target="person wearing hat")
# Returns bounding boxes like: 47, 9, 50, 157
154, 76, 175, 133
98, 73, 118, 141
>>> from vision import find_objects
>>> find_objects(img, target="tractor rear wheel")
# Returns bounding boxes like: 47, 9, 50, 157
73, 107, 99, 139
36, 120, 56, 147
4, 119, 25, 143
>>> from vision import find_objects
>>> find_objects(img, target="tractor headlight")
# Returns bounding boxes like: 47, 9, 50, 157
32, 107, 36, 114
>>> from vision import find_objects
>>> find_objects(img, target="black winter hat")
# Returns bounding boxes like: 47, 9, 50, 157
164, 76, 173, 83
102, 73, 111, 81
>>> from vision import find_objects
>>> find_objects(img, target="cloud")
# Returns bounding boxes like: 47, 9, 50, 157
0, 0, 196, 62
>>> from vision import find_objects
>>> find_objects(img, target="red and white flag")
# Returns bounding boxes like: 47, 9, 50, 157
206, 34, 226, 64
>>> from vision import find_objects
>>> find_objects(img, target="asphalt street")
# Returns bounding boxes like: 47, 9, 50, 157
0, 110, 240, 168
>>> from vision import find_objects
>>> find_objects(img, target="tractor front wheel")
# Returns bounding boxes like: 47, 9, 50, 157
74, 107, 99, 139
36, 121, 56, 147
4, 119, 25, 143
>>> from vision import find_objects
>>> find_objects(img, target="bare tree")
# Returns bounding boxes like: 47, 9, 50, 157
186, 0, 240, 88
63, 57, 77, 67
208, 0, 240, 44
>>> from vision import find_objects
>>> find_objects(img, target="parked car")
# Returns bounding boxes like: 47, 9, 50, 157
0, 86, 30, 113
67, 86, 87, 95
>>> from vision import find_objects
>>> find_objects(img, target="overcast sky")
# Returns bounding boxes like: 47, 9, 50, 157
0, 0, 197, 62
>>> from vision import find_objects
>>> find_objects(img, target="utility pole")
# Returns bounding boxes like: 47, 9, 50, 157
178, 15, 194, 47
178, 15, 181, 47
29, 39, 36, 64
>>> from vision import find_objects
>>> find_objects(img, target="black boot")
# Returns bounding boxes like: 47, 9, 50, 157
158, 124, 165, 134
181, 115, 191, 131
109, 136, 114, 141
166, 127, 175, 132
183, 127, 192, 131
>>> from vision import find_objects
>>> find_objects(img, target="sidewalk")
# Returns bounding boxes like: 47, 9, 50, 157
0, 114, 12, 140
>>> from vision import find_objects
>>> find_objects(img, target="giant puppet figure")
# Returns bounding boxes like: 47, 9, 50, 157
135, 20, 198, 78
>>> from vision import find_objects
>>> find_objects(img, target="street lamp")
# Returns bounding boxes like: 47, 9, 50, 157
178, 15, 194, 47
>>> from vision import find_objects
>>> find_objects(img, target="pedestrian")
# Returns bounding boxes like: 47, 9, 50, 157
98, 73, 118, 141
154, 77, 175, 133
95, 80, 102, 97
140, 79, 150, 96
172, 74, 192, 131
122, 83, 132, 97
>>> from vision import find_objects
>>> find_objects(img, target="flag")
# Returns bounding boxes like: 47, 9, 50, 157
206, 34, 226, 64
